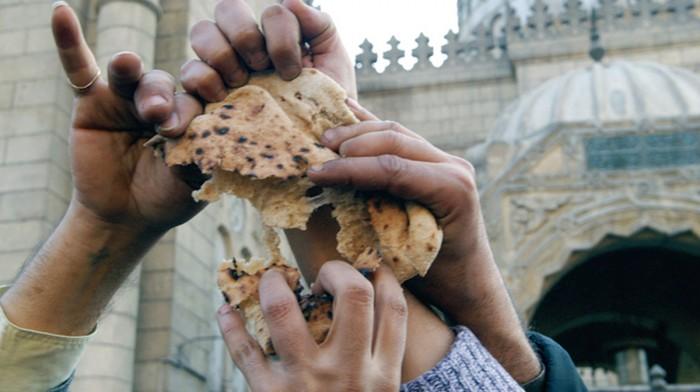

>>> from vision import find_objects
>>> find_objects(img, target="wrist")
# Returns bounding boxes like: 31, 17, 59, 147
1, 200, 165, 335
425, 246, 542, 383
67, 199, 166, 250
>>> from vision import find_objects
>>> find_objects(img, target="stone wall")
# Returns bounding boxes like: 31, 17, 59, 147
0, 0, 76, 286
356, 0, 700, 155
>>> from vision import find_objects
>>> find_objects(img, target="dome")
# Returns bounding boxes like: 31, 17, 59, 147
489, 60, 700, 149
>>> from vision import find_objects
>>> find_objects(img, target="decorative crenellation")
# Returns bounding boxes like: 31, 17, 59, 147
356, 0, 698, 74
355, 22, 503, 74
508, 0, 698, 40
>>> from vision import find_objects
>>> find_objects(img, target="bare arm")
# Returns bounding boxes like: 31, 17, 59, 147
309, 102, 542, 383
0, 3, 203, 335
1, 204, 162, 335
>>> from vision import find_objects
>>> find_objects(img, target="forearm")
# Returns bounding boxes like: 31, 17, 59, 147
402, 292, 453, 383
0, 200, 164, 336
423, 243, 540, 383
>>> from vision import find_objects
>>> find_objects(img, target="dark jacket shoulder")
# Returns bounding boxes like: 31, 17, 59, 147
528, 332, 589, 392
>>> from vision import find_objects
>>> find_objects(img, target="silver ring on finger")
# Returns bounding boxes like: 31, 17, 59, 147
68, 68, 101, 93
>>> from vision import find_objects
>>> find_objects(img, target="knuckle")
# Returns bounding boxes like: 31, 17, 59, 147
262, 297, 297, 323
230, 338, 260, 365
453, 156, 476, 176
268, 46, 299, 69
341, 281, 374, 307
377, 154, 405, 178
384, 120, 402, 132
380, 130, 403, 152
449, 163, 477, 193
207, 47, 234, 69
201, 67, 222, 86
386, 296, 408, 319
231, 28, 262, 53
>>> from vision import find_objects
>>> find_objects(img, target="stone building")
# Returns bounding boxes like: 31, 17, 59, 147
0, 0, 274, 391
0, 0, 699, 391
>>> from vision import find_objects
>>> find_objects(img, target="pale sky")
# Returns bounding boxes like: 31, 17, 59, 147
314, 0, 459, 71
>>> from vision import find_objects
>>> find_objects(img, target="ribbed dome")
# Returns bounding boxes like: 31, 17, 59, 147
489, 61, 700, 148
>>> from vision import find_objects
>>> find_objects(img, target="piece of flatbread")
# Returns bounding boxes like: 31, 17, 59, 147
368, 196, 443, 282
161, 69, 442, 280
164, 68, 444, 355
217, 259, 332, 355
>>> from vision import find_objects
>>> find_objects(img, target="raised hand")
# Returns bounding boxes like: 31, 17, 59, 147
182, 0, 356, 102
309, 101, 542, 383
217, 263, 406, 391
53, 2, 204, 233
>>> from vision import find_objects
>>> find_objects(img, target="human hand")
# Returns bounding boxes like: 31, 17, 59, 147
308, 101, 541, 383
182, 0, 356, 102
53, 2, 205, 234
216, 262, 406, 391
310, 100, 490, 304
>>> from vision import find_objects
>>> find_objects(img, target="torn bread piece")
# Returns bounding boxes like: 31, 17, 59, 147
368, 196, 443, 282
217, 259, 332, 355
161, 69, 442, 281
164, 78, 339, 230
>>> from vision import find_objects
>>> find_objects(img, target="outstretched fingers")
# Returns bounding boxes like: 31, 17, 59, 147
259, 270, 317, 363
51, 1, 102, 94
314, 261, 374, 358
371, 265, 407, 370
217, 305, 272, 389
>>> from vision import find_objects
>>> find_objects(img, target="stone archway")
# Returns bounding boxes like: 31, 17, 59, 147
506, 199, 700, 320
529, 229, 700, 384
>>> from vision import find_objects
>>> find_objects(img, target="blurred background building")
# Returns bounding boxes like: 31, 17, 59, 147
0, 0, 698, 391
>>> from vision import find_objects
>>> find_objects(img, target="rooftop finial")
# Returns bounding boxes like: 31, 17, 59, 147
589, 8, 606, 62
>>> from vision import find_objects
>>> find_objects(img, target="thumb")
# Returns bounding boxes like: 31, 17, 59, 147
282, 0, 337, 52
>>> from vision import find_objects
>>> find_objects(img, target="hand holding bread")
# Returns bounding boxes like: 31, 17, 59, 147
216, 262, 406, 392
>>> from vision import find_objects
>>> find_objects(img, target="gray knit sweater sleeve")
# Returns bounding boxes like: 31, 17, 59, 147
401, 326, 524, 392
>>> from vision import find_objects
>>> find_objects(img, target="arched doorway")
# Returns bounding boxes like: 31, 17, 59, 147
530, 229, 700, 385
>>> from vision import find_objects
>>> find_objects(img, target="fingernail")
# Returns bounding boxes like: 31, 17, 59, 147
280, 65, 302, 81
52, 1, 68, 9
158, 112, 179, 132
321, 129, 336, 144
216, 88, 228, 102
146, 95, 167, 108
345, 97, 360, 110
308, 164, 324, 173
218, 304, 232, 316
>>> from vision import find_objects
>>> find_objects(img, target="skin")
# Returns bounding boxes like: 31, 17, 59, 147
0, 1, 451, 389
185, 0, 454, 382
217, 263, 408, 391
0, 2, 205, 336
183, 0, 541, 383
311, 102, 542, 383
